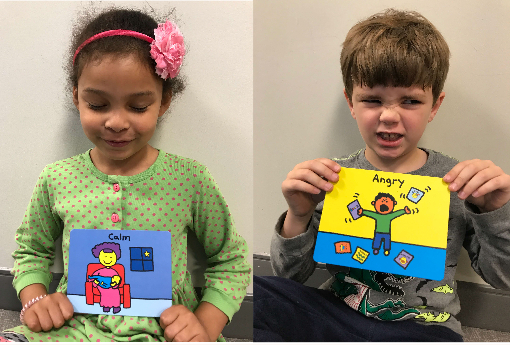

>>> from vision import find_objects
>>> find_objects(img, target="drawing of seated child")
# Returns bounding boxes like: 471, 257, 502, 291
88, 242, 123, 314
357, 193, 411, 256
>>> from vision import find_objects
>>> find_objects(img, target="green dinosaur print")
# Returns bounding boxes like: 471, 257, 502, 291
415, 311, 451, 323
331, 272, 420, 321
431, 284, 453, 294
359, 295, 420, 321
347, 268, 414, 296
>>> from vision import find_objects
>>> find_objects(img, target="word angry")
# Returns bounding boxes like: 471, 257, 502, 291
372, 174, 405, 188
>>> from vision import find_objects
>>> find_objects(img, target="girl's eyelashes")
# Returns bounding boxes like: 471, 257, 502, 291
86, 103, 150, 113
87, 103, 106, 111
131, 106, 149, 113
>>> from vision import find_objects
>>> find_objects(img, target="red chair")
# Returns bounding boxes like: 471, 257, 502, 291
85, 263, 131, 308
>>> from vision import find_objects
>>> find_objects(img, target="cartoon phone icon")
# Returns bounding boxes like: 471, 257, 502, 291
347, 199, 362, 220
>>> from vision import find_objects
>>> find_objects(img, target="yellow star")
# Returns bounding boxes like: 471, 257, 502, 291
144, 251, 150, 257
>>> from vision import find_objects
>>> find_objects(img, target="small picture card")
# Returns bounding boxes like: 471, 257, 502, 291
67, 229, 172, 317
313, 168, 450, 280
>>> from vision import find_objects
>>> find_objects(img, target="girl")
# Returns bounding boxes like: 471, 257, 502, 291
2, 7, 251, 342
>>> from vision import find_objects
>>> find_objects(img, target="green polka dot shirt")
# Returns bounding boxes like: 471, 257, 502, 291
7, 149, 251, 342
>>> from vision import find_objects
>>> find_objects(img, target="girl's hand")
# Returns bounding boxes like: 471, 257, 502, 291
23, 292, 74, 332
444, 159, 510, 213
281, 158, 341, 238
160, 305, 210, 342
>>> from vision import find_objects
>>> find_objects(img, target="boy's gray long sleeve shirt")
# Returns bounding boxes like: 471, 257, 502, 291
270, 148, 510, 335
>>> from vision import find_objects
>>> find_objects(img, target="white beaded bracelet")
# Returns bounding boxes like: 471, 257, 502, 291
19, 294, 47, 324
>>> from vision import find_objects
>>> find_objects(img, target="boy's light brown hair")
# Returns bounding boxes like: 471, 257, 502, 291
341, 9, 450, 103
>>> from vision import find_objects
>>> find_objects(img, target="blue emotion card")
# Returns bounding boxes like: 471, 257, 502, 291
67, 229, 172, 317
313, 168, 450, 281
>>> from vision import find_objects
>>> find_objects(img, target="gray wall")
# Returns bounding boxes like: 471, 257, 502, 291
254, 0, 510, 286
0, 1, 253, 292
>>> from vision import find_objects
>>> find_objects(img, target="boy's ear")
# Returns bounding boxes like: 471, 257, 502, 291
343, 88, 356, 119
428, 91, 446, 123
158, 92, 172, 117
72, 86, 79, 109
371, 201, 375, 206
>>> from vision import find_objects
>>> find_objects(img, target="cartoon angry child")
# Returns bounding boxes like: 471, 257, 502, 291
358, 193, 411, 256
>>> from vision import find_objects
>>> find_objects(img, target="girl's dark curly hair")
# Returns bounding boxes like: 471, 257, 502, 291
67, 7, 185, 101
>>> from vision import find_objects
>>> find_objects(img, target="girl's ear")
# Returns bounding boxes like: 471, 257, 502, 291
158, 92, 172, 117
72, 87, 79, 109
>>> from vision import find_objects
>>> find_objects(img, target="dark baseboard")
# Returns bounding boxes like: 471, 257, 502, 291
253, 254, 510, 333
0, 269, 252, 340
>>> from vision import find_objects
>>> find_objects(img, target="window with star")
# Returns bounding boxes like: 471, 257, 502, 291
129, 247, 154, 272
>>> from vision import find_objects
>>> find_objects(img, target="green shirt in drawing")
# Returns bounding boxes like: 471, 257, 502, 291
361, 209, 406, 234
7, 150, 251, 342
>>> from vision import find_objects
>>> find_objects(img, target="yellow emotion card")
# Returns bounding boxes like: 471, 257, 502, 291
313, 168, 450, 280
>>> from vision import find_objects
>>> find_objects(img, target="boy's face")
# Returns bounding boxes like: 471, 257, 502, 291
345, 85, 444, 165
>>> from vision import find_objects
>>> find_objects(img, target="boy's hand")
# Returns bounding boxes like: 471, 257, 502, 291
23, 292, 74, 332
358, 208, 363, 215
404, 206, 411, 214
160, 305, 210, 342
444, 159, 510, 212
282, 158, 341, 216
281, 158, 341, 238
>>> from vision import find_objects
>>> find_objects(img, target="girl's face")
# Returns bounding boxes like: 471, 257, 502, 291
73, 54, 171, 172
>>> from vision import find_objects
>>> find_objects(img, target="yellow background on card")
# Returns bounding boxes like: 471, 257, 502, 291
319, 168, 450, 249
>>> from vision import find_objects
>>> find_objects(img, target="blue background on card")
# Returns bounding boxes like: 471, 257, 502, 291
313, 232, 446, 280
67, 229, 172, 300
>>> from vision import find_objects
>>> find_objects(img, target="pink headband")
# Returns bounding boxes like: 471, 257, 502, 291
72, 21, 185, 80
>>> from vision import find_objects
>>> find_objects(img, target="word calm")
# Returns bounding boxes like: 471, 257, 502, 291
108, 233, 131, 241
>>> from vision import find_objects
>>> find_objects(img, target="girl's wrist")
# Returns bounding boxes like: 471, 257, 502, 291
194, 301, 228, 342
20, 294, 47, 324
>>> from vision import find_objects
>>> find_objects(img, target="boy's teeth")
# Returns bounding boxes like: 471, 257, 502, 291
380, 133, 401, 141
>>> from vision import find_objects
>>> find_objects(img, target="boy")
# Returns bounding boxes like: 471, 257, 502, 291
253, 9, 510, 342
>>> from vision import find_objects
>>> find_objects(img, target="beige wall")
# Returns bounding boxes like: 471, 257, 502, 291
254, 0, 510, 285
0, 1, 253, 291
2, 0, 510, 294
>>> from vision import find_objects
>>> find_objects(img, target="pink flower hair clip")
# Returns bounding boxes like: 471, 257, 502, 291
73, 20, 185, 80
150, 21, 186, 80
